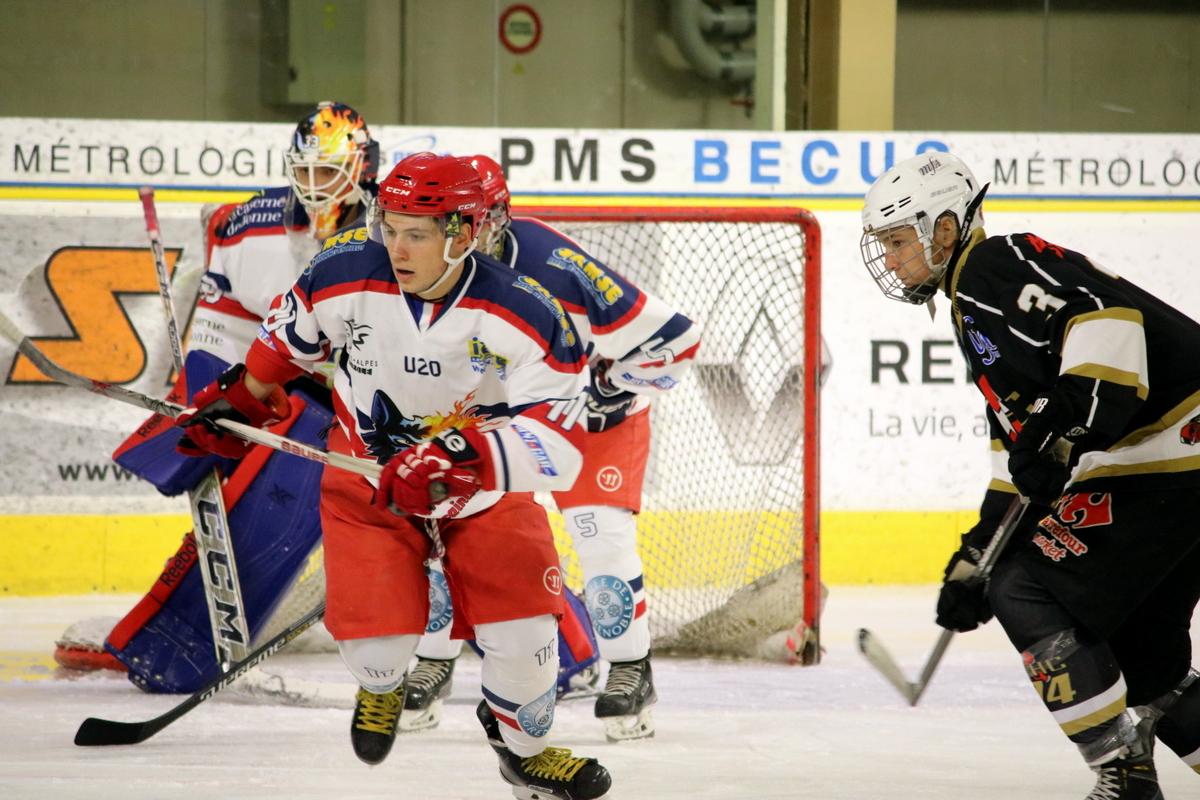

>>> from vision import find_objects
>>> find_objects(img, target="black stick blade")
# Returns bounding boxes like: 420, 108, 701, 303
75, 717, 159, 746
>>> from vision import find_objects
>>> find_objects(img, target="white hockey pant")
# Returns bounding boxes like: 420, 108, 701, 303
565, 503, 651, 663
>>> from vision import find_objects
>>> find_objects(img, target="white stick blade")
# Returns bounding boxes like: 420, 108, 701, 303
856, 628, 918, 704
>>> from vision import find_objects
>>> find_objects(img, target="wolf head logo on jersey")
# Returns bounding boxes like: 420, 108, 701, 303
358, 392, 426, 461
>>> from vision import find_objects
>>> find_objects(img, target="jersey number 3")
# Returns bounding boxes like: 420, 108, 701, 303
1017, 284, 1066, 315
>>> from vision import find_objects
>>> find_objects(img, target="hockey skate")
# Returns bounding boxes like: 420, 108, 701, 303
476, 700, 612, 800
399, 656, 455, 732
1085, 757, 1162, 800
594, 654, 656, 741
350, 686, 403, 765
1084, 710, 1162, 800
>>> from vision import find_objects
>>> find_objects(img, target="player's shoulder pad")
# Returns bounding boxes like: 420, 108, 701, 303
213, 185, 293, 242
509, 217, 627, 308
468, 254, 579, 351
298, 228, 390, 292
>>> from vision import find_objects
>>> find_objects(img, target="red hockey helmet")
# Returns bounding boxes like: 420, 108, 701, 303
470, 154, 511, 210
469, 154, 512, 257
375, 152, 486, 237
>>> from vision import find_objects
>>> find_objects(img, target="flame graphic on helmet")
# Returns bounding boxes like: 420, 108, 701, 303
295, 104, 368, 163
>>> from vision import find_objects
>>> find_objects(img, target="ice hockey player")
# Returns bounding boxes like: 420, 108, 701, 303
54, 102, 378, 692
175, 152, 612, 799
860, 151, 1200, 798
399, 153, 701, 743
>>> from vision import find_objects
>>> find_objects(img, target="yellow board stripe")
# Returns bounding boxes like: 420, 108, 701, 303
0, 515, 191, 595
0, 510, 978, 595
1, 185, 1199, 213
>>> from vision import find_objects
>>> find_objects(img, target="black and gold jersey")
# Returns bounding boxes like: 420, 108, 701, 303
946, 229, 1200, 492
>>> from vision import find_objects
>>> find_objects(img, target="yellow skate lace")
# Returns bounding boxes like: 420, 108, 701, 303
354, 688, 402, 734
520, 747, 590, 782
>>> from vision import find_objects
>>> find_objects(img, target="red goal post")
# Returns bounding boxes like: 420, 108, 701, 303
512, 204, 823, 663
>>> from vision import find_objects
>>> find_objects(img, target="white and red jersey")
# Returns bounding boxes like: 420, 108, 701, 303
188, 187, 316, 364
498, 218, 701, 414
248, 234, 590, 518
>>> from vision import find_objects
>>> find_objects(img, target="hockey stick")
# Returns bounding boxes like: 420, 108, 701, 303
0, 307, 384, 480
139, 186, 186, 375
141, 187, 250, 667
857, 495, 1030, 706
74, 601, 326, 746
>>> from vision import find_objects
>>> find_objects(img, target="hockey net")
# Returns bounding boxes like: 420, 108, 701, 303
58, 205, 823, 670
522, 205, 823, 662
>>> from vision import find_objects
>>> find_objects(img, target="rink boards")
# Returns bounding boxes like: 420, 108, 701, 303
2, 123, 1199, 594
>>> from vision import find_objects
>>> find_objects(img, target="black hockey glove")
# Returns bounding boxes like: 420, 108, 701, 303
935, 529, 992, 633
1008, 392, 1080, 505
584, 359, 638, 433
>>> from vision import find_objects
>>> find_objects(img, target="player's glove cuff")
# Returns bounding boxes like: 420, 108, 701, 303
176, 363, 290, 458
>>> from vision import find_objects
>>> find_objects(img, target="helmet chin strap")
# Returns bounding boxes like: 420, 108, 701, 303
420, 232, 481, 298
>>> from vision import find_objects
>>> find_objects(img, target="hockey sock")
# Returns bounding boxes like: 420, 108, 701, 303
475, 614, 558, 758
1153, 669, 1200, 773
1022, 628, 1132, 766
338, 634, 419, 693
414, 559, 464, 661
565, 504, 651, 663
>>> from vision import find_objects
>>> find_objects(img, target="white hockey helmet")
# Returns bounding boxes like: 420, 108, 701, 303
860, 152, 986, 304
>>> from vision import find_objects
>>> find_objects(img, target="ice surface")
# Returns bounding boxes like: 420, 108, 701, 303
1, 588, 1195, 799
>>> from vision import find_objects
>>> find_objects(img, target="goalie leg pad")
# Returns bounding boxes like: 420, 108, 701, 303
112, 350, 237, 496
105, 385, 332, 693
557, 588, 600, 699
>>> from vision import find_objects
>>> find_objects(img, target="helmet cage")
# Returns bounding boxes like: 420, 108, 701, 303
286, 147, 368, 213
285, 102, 379, 217
860, 211, 946, 304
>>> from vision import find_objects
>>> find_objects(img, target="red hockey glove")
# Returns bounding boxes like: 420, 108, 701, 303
175, 364, 290, 458
374, 428, 495, 515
